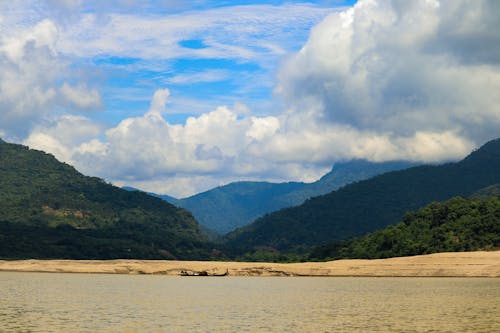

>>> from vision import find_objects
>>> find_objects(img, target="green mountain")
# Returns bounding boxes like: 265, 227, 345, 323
156, 160, 415, 233
310, 193, 500, 260
225, 138, 500, 253
0, 140, 213, 260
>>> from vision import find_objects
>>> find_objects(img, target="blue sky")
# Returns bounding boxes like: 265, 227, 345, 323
1, 0, 498, 197
77, 0, 357, 127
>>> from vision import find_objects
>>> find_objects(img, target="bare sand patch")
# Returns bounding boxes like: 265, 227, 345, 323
0, 251, 498, 277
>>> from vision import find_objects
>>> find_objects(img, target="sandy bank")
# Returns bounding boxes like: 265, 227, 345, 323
0, 251, 498, 277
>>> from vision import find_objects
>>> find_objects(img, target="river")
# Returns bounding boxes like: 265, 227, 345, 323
0, 272, 498, 332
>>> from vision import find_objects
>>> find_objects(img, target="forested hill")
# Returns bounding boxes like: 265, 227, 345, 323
310, 192, 500, 260
224, 138, 500, 253
156, 160, 415, 233
0, 140, 212, 260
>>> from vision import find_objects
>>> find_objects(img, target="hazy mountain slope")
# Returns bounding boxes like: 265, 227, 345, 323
169, 160, 415, 233
225, 138, 500, 252
282, 160, 416, 205
310, 194, 500, 260
0, 140, 212, 260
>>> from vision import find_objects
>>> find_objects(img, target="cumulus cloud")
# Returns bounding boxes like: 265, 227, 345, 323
59, 83, 102, 110
25, 89, 327, 197
24, 115, 102, 162
72, 100, 277, 180
252, 121, 473, 165
0, 16, 102, 139
0, 19, 61, 138
148, 88, 171, 115
277, 0, 500, 146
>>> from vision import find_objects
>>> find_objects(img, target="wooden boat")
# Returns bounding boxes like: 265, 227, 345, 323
180, 270, 228, 276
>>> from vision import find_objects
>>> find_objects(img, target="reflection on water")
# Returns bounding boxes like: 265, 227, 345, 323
0, 272, 499, 332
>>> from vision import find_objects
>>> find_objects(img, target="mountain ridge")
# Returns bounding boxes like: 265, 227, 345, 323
225, 138, 500, 253
137, 160, 416, 233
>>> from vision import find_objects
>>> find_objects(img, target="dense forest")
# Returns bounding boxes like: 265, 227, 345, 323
309, 193, 499, 260
0, 140, 214, 260
224, 138, 500, 254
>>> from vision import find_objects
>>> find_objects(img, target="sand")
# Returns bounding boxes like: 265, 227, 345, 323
0, 251, 498, 277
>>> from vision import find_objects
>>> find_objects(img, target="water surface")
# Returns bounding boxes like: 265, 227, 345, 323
0, 272, 498, 332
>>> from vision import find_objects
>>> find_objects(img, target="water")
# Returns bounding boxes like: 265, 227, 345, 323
0, 273, 498, 333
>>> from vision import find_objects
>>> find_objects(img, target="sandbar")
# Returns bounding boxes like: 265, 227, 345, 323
0, 251, 498, 277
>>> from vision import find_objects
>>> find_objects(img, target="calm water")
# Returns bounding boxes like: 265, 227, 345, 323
0, 273, 499, 333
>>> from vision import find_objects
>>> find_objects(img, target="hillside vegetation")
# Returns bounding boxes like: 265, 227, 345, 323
310, 194, 500, 260
0, 140, 213, 260
470, 183, 500, 200
225, 138, 500, 253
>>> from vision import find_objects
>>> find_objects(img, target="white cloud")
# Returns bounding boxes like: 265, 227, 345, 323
0, 19, 61, 138
148, 88, 170, 115
59, 83, 102, 110
27, 89, 314, 196
277, 0, 500, 146
0, 19, 58, 62
55, 3, 339, 65
0, 16, 102, 139
166, 69, 230, 85
250, 120, 473, 165
246, 116, 280, 141
24, 132, 74, 162
24, 115, 102, 162
70, 100, 248, 183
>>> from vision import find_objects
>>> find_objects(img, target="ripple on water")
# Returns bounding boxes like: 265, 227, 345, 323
0, 273, 499, 332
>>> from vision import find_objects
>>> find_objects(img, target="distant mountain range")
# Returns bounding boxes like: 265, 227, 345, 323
131, 160, 416, 233
0, 139, 212, 260
224, 138, 500, 253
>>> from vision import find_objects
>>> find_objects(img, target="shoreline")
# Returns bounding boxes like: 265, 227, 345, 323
0, 251, 498, 277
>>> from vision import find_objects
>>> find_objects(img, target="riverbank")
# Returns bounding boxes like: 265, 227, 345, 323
0, 251, 498, 277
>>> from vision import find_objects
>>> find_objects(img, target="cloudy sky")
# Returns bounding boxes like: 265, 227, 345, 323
1, 0, 499, 197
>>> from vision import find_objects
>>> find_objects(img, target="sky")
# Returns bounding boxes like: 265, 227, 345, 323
1, 0, 499, 197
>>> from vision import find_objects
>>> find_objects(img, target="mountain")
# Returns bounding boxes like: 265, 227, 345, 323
0, 140, 213, 260
310, 193, 500, 260
157, 160, 415, 233
225, 138, 500, 253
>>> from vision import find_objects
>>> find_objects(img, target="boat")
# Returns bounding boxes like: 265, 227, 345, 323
179, 269, 228, 276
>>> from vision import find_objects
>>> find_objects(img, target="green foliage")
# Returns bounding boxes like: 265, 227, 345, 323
470, 183, 500, 200
0, 140, 214, 260
309, 196, 500, 260
224, 138, 500, 253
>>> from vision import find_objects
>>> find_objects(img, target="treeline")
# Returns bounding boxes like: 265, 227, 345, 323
309, 195, 500, 260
